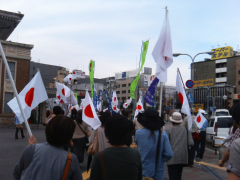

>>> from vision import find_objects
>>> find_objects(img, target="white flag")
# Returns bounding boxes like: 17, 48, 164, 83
152, 10, 173, 83
134, 97, 144, 119
80, 99, 85, 109
97, 101, 102, 112
194, 112, 207, 129
103, 108, 108, 112
8, 71, 48, 123
63, 74, 73, 85
111, 91, 118, 112
123, 98, 132, 109
176, 70, 192, 130
56, 82, 77, 105
82, 91, 101, 130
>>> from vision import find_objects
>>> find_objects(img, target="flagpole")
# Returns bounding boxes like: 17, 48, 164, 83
0, 42, 32, 137
132, 41, 143, 120
158, 7, 168, 117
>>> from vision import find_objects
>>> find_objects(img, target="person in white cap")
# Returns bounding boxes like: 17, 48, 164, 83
165, 112, 193, 180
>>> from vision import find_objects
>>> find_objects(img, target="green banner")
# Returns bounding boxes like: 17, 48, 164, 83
130, 40, 149, 99
89, 60, 95, 97
74, 93, 78, 103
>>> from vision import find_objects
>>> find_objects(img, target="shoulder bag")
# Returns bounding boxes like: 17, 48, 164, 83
87, 129, 99, 155
61, 152, 72, 180
76, 121, 89, 144
16, 123, 23, 129
142, 130, 161, 180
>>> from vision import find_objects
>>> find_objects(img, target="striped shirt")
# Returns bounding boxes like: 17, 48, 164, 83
228, 128, 240, 150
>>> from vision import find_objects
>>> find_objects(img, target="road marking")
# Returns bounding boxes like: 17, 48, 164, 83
195, 160, 226, 171
82, 169, 91, 180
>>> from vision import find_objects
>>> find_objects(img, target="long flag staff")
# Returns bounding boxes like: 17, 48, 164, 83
131, 41, 143, 120
0, 42, 32, 137
158, 6, 168, 117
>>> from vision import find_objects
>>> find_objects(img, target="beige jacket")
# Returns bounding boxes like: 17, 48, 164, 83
182, 115, 199, 133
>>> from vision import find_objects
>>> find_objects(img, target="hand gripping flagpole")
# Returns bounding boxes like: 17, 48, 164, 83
0, 42, 32, 137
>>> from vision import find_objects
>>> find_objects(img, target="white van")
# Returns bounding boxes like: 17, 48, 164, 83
212, 109, 230, 117
206, 116, 234, 146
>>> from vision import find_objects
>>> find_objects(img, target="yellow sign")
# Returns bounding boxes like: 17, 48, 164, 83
211, 46, 233, 60
194, 79, 214, 87
193, 104, 204, 113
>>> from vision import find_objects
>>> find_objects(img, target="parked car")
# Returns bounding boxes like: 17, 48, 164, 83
206, 116, 233, 146
212, 109, 230, 117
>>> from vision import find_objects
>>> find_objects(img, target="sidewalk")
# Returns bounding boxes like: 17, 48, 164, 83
82, 145, 229, 180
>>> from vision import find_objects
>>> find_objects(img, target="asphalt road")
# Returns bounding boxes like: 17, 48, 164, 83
0, 127, 88, 179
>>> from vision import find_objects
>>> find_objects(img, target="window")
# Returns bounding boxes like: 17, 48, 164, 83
128, 90, 130, 93
118, 97, 120, 100
122, 90, 126, 94
122, 84, 126, 87
116, 84, 120, 88
128, 83, 131, 87
4, 92, 13, 113
116, 91, 120, 94
206, 75, 209, 79
6, 62, 15, 80
122, 97, 126, 100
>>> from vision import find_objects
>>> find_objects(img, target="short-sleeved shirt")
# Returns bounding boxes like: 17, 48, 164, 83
90, 147, 142, 180
228, 138, 240, 177
228, 128, 240, 150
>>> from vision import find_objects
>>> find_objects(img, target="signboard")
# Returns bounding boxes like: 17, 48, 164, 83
211, 46, 233, 60
188, 92, 194, 103
193, 104, 204, 113
194, 79, 214, 87
186, 80, 194, 88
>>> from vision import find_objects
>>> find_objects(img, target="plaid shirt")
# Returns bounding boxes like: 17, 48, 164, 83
14, 116, 20, 125
228, 128, 240, 150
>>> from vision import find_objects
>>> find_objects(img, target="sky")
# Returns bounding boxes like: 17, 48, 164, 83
1, 0, 240, 86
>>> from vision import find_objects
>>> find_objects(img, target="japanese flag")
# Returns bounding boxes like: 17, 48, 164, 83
8, 71, 48, 123
194, 112, 207, 129
56, 91, 64, 104
103, 108, 108, 112
111, 91, 119, 112
82, 91, 101, 130
123, 98, 132, 109
80, 99, 85, 109
63, 74, 73, 85
176, 70, 192, 130
152, 10, 173, 83
72, 104, 80, 111
97, 101, 102, 112
134, 98, 144, 119
56, 82, 77, 105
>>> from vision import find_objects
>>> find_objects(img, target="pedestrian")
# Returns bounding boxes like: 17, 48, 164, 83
122, 109, 135, 146
165, 112, 194, 180
222, 121, 238, 147
219, 102, 240, 167
70, 110, 91, 164
90, 114, 142, 180
14, 116, 25, 139
197, 109, 208, 159
45, 105, 62, 124
133, 112, 144, 131
89, 112, 111, 152
135, 109, 173, 180
13, 115, 83, 180
226, 138, 240, 180
181, 108, 199, 165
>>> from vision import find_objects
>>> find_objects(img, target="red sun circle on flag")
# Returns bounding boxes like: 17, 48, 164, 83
60, 99, 64, 103
73, 71, 75, 74
113, 106, 117, 111
57, 95, 61, 100
197, 116, 201, 123
25, 88, 35, 107
114, 97, 116, 101
84, 104, 94, 118
69, 78, 72, 81
178, 92, 184, 104
62, 88, 65, 96
137, 105, 142, 110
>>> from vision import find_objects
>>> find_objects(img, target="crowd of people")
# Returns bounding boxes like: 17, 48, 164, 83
13, 102, 240, 180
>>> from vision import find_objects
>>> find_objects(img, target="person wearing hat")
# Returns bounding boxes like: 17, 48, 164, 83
197, 109, 208, 159
135, 109, 173, 180
165, 112, 194, 180
181, 108, 199, 165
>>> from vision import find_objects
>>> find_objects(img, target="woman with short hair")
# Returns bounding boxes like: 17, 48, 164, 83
13, 116, 83, 180
90, 114, 142, 180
